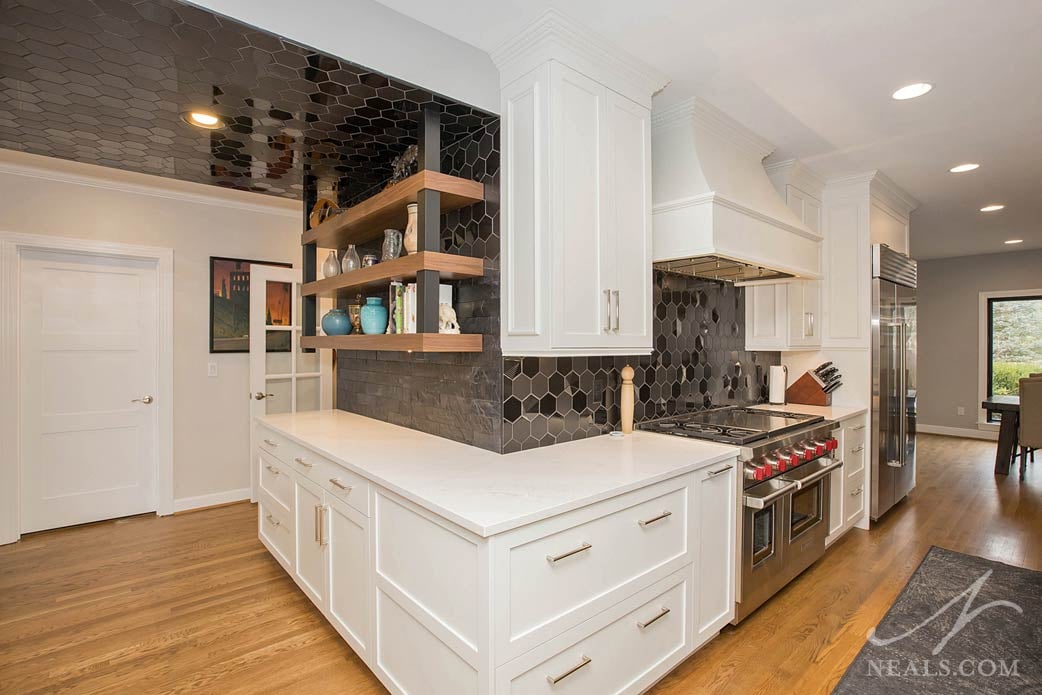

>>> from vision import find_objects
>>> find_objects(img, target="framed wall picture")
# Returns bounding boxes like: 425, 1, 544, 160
209, 256, 293, 353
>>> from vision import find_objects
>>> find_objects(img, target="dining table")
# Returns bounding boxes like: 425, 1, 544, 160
981, 395, 1020, 475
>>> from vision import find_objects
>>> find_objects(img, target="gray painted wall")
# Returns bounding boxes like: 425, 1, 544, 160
918, 250, 1042, 430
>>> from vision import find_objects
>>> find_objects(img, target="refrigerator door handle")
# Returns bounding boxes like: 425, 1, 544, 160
899, 320, 907, 468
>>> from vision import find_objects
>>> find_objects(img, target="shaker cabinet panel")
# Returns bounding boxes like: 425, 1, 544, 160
327, 496, 370, 656
695, 460, 736, 645
743, 280, 820, 351
294, 475, 328, 608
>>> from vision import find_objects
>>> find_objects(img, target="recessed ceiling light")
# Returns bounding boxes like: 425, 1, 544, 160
980, 204, 1006, 212
1004, 239, 1023, 245
892, 82, 933, 100
180, 110, 223, 129
949, 163, 979, 173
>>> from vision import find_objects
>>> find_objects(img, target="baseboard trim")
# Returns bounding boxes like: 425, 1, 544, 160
918, 424, 998, 441
173, 488, 252, 514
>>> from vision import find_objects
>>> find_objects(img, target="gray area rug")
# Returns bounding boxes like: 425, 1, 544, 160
834, 546, 1042, 694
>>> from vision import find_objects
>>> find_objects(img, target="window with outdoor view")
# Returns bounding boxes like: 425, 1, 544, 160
987, 295, 1042, 422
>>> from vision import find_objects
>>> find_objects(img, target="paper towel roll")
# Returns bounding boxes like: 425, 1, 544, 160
769, 365, 788, 405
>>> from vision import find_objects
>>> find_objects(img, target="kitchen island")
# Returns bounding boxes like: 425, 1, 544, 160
255, 410, 739, 695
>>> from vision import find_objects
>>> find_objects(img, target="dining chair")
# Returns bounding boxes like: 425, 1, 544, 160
1017, 377, 1042, 480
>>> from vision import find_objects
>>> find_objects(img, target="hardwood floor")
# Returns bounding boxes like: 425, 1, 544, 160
1, 434, 1039, 694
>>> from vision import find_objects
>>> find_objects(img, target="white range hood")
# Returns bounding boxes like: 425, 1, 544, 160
651, 98, 822, 280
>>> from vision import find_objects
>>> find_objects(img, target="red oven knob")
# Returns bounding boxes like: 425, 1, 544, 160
814, 441, 826, 456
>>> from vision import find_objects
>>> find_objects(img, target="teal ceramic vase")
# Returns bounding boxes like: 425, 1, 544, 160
360, 297, 388, 335
321, 308, 352, 336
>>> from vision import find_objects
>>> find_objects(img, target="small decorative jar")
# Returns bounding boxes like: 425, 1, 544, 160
403, 202, 418, 254
346, 294, 363, 334
360, 296, 389, 335
361, 253, 379, 268
321, 308, 352, 336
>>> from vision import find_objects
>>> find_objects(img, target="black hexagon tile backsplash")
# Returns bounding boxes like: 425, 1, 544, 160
0, 0, 496, 201
501, 272, 781, 453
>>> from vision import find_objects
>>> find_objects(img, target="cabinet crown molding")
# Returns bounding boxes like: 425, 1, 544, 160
823, 170, 919, 215
764, 158, 825, 199
651, 97, 775, 161
492, 9, 669, 107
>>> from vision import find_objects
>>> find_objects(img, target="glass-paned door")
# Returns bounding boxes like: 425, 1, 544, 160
249, 265, 331, 500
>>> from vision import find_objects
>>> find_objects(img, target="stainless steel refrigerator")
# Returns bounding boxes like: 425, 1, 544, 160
871, 245, 917, 520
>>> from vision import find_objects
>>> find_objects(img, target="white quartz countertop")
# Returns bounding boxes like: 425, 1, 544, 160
748, 403, 867, 422
258, 410, 738, 538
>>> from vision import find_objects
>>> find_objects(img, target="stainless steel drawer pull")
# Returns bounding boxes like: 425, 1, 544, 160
265, 464, 280, 475
638, 510, 673, 528
262, 438, 279, 447
546, 655, 591, 685
329, 478, 352, 492
637, 606, 671, 629
314, 505, 322, 544
293, 456, 313, 469
706, 464, 734, 478
546, 542, 592, 564
851, 445, 865, 453
603, 289, 612, 332
612, 290, 620, 331
265, 513, 280, 528
853, 425, 866, 431
851, 486, 864, 497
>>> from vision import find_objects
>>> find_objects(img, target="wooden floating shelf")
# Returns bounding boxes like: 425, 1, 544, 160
301, 252, 484, 299
302, 170, 485, 249
301, 333, 483, 353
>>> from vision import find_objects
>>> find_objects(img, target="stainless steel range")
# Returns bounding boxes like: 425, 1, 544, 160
641, 406, 841, 623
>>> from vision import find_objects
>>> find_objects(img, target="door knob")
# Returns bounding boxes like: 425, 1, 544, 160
131, 395, 154, 404
254, 392, 275, 400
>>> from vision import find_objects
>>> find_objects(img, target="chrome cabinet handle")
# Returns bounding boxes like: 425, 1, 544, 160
254, 392, 275, 400
612, 290, 620, 331
130, 395, 154, 404
853, 425, 866, 431
329, 478, 352, 492
546, 542, 592, 564
320, 506, 328, 546
603, 289, 612, 332
293, 456, 312, 468
706, 463, 734, 478
265, 464, 280, 475
314, 505, 322, 544
638, 510, 672, 528
851, 486, 864, 496
851, 445, 865, 453
805, 312, 815, 337
262, 439, 279, 448
637, 606, 671, 630
265, 513, 280, 528
546, 655, 591, 685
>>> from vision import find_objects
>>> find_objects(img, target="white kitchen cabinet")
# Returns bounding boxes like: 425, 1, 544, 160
826, 414, 868, 546
498, 13, 664, 356
694, 460, 736, 646
294, 475, 328, 607
256, 419, 737, 695
743, 280, 821, 351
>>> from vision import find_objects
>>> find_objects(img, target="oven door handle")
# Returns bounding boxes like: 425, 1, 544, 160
788, 459, 844, 490
743, 481, 797, 509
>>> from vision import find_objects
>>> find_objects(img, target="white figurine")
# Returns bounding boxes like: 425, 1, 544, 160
438, 303, 461, 334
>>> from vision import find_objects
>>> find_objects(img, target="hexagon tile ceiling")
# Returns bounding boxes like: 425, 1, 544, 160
0, 0, 497, 201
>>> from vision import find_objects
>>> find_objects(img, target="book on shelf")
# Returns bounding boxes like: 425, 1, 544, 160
403, 283, 452, 334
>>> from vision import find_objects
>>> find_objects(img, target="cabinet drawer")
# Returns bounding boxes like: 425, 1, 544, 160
845, 468, 866, 525
845, 437, 866, 476
495, 475, 691, 662
844, 421, 866, 454
259, 451, 294, 513
497, 568, 691, 694
259, 426, 370, 516
259, 492, 294, 572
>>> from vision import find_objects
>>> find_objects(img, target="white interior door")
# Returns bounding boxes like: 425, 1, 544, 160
249, 265, 331, 500
19, 249, 159, 533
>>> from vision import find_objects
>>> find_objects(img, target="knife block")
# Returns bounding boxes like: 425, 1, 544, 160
785, 371, 832, 406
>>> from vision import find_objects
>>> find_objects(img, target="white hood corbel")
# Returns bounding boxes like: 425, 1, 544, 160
651, 98, 822, 280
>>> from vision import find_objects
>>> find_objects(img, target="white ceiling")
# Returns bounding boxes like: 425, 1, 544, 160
374, 0, 1042, 260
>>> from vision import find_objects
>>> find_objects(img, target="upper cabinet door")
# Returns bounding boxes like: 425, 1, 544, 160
549, 63, 611, 349
604, 91, 653, 349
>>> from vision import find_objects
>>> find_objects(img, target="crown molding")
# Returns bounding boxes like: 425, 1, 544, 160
493, 9, 670, 106
0, 149, 300, 219
652, 192, 823, 242
764, 158, 825, 198
823, 169, 919, 215
652, 97, 775, 160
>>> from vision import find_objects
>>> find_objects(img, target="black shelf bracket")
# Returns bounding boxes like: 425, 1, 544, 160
416, 107, 442, 335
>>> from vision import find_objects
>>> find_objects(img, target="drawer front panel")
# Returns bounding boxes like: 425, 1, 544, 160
259, 451, 294, 513
257, 427, 290, 463
259, 493, 294, 572
259, 426, 370, 516
846, 468, 866, 524
504, 479, 690, 657
844, 421, 866, 456
499, 570, 690, 695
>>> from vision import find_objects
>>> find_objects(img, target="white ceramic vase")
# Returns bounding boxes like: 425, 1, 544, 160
404, 202, 418, 254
